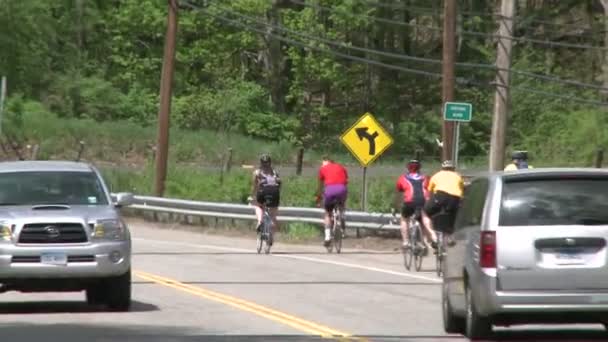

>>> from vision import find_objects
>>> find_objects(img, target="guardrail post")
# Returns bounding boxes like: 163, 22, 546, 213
596, 148, 604, 168
31, 144, 39, 160
223, 147, 233, 173
76, 141, 85, 161
296, 147, 304, 176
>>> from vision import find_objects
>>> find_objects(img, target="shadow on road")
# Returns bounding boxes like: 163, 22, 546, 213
486, 327, 608, 341
0, 324, 421, 342
134, 251, 399, 256
0, 300, 159, 314
134, 280, 439, 286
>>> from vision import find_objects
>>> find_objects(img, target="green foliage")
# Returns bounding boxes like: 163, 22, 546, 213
2, 0, 607, 168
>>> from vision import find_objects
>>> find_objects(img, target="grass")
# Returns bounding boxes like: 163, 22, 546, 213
100, 164, 397, 212
6, 101, 491, 172
282, 223, 321, 241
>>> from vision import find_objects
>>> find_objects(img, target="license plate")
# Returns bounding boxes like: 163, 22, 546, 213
41, 253, 67, 265
555, 252, 585, 265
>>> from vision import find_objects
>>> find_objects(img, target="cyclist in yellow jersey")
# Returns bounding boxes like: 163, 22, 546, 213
504, 151, 533, 171
424, 160, 464, 235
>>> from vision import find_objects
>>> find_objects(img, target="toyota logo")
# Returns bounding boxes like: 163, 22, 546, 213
565, 238, 575, 246
44, 226, 60, 239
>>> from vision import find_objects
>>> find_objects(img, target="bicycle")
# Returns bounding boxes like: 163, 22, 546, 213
326, 200, 345, 254
402, 209, 426, 272
431, 208, 454, 277
255, 196, 273, 255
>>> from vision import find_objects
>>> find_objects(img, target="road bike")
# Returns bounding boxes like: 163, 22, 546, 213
403, 209, 426, 271
255, 196, 273, 255
431, 208, 454, 277
326, 200, 345, 254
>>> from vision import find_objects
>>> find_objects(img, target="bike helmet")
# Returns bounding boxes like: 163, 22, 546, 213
441, 160, 455, 170
407, 159, 421, 173
511, 151, 527, 161
260, 154, 272, 165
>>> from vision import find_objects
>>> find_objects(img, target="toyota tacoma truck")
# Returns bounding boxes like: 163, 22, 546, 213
0, 160, 133, 311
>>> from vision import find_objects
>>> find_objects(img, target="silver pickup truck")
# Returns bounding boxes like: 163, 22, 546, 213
0, 160, 133, 311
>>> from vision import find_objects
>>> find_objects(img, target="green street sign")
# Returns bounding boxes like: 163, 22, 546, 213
444, 102, 472, 122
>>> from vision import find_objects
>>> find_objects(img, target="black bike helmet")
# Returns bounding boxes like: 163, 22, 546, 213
511, 151, 527, 161
260, 154, 272, 165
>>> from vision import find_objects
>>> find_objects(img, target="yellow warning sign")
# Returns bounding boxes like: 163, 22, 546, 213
340, 112, 393, 167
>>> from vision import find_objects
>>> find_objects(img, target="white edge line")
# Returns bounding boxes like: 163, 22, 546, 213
133, 237, 442, 283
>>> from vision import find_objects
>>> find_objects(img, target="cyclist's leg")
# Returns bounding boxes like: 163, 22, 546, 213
400, 203, 414, 248
266, 192, 280, 235
420, 209, 438, 248
254, 192, 265, 231
323, 184, 345, 244
336, 185, 347, 230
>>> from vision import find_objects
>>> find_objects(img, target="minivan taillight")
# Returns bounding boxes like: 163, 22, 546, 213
480, 231, 496, 268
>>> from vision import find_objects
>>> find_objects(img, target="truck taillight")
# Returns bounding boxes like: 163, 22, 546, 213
480, 231, 496, 268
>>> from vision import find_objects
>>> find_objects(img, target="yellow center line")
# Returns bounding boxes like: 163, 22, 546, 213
134, 270, 368, 341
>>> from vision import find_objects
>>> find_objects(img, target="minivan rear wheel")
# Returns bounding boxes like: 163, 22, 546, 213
465, 282, 492, 340
442, 280, 465, 334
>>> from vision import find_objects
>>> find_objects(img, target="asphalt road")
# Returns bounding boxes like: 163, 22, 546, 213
1, 219, 607, 341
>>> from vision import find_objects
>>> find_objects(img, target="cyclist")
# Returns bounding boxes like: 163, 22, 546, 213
424, 160, 464, 235
316, 156, 348, 247
393, 159, 437, 253
250, 154, 281, 244
504, 150, 533, 171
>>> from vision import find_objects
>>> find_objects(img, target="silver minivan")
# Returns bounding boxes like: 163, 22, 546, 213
442, 168, 608, 339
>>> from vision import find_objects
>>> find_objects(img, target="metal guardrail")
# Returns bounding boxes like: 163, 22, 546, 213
120, 194, 401, 230
115, 176, 475, 231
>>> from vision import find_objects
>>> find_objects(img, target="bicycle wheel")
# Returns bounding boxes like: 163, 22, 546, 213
256, 229, 263, 254
413, 222, 424, 272
334, 210, 343, 254
263, 212, 272, 254
403, 244, 413, 270
435, 233, 443, 277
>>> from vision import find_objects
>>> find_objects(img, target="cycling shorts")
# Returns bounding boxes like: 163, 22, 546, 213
424, 191, 461, 233
401, 202, 423, 220
323, 184, 347, 211
256, 186, 280, 208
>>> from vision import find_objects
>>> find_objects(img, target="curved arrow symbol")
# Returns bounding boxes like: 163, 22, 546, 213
355, 127, 379, 155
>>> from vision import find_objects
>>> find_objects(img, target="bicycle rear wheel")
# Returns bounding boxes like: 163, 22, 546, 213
256, 231, 263, 254
264, 229, 272, 254
435, 233, 443, 277
403, 245, 413, 270
335, 209, 344, 254
413, 223, 424, 272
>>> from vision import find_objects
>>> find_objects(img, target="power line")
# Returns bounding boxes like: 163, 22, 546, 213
209, 2, 494, 71
360, 0, 498, 18
361, 0, 604, 34
186, 4, 446, 80
289, 0, 608, 51
208, 2, 608, 92
181, 2, 608, 107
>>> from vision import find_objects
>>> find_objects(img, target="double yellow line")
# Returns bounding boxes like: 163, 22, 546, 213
135, 270, 364, 341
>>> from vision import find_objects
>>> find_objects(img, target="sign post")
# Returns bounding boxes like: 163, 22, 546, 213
443, 102, 472, 167
340, 112, 393, 215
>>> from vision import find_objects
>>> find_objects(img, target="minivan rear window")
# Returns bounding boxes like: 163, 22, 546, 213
499, 177, 608, 226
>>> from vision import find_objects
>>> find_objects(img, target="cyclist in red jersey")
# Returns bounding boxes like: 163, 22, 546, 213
315, 156, 348, 247
393, 159, 437, 253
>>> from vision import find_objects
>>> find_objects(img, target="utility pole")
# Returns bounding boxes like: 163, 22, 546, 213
154, 0, 178, 197
441, 0, 457, 162
0, 76, 6, 136
489, 0, 516, 171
